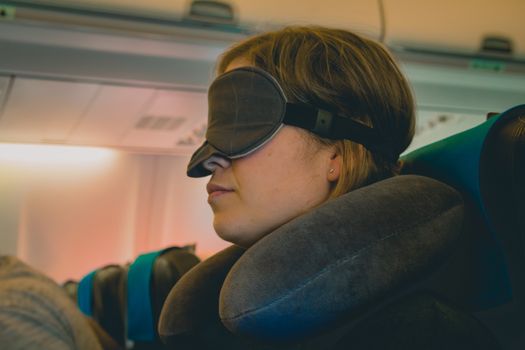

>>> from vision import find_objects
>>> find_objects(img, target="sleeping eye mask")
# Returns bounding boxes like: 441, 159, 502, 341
187, 66, 393, 178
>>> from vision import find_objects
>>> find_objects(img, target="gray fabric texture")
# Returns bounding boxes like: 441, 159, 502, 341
158, 245, 245, 345
0, 256, 102, 350
219, 175, 464, 341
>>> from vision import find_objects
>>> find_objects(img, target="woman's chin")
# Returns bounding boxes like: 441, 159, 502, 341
215, 230, 253, 248
213, 221, 259, 248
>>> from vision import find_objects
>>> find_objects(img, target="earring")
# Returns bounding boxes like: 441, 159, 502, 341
329, 168, 335, 174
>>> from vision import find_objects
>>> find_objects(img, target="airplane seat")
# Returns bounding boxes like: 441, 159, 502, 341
158, 174, 499, 349
78, 264, 127, 347
62, 279, 79, 302
400, 103, 525, 349
126, 246, 200, 350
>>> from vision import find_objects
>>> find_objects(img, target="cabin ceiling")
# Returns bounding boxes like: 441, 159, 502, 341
0, 0, 524, 155
0, 77, 209, 152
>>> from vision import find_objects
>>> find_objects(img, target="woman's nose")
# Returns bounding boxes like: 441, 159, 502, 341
202, 155, 232, 173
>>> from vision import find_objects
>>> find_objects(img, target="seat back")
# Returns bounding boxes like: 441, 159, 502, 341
62, 279, 78, 302
77, 246, 200, 349
78, 264, 127, 346
401, 104, 525, 348
127, 246, 200, 349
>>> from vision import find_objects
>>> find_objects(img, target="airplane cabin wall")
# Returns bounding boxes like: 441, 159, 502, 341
0, 150, 227, 282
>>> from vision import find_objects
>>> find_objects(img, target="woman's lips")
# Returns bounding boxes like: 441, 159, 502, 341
207, 183, 234, 202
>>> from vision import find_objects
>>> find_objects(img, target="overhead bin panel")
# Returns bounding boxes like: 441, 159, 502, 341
0, 78, 99, 143
0, 39, 216, 88
401, 61, 525, 112
23, 0, 188, 20
231, 0, 380, 37
412, 81, 525, 114
385, 0, 525, 57
0, 20, 227, 62
32, 0, 381, 38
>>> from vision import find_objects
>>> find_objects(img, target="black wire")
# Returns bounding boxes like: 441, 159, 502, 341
377, 0, 386, 43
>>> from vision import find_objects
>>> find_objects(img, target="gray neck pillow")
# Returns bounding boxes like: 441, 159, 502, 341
159, 175, 464, 344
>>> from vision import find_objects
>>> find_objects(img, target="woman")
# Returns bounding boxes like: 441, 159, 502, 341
161, 26, 500, 349
187, 26, 415, 247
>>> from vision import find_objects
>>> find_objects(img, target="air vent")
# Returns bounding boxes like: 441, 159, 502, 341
134, 115, 186, 131
176, 122, 207, 146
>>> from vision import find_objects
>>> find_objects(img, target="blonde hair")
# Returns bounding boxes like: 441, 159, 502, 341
218, 26, 415, 197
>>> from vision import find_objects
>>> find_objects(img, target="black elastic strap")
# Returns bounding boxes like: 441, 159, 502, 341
283, 103, 394, 160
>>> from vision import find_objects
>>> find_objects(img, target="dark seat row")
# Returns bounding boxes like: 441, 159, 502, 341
63, 245, 200, 349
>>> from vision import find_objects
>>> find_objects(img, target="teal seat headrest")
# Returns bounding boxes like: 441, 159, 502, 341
127, 246, 201, 343
127, 249, 164, 342
402, 103, 525, 310
77, 269, 96, 317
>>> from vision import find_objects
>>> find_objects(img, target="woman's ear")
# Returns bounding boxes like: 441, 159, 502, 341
327, 152, 342, 182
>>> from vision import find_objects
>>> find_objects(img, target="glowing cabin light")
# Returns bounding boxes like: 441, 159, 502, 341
0, 143, 116, 167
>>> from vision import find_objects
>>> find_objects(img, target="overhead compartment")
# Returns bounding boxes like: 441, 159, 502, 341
15, 0, 381, 38
13, 0, 525, 57
0, 22, 222, 88
224, 0, 381, 37
385, 0, 525, 57
397, 56, 525, 112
